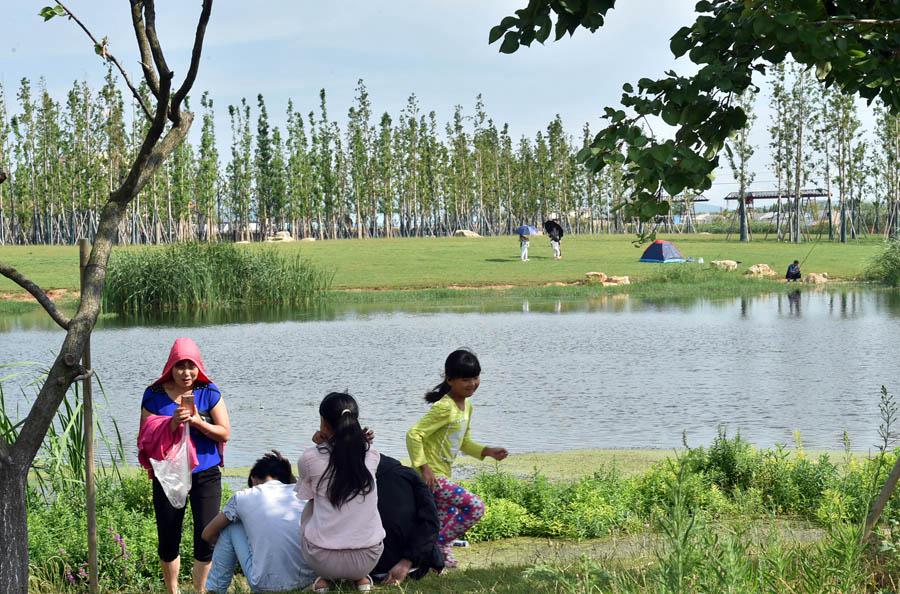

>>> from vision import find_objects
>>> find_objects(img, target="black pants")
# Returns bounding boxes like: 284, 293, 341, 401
152, 466, 221, 563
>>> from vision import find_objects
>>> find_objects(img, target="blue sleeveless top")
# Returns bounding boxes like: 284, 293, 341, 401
141, 382, 223, 473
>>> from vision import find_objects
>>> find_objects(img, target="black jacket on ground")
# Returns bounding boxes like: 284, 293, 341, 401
372, 455, 444, 579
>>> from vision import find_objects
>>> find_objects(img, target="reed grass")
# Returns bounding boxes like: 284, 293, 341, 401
102, 242, 333, 312
866, 240, 900, 287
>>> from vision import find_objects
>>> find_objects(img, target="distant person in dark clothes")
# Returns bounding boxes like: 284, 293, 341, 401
548, 226, 562, 260
372, 455, 444, 585
786, 260, 802, 281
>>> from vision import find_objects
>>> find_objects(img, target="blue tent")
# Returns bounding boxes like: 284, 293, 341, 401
639, 240, 686, 263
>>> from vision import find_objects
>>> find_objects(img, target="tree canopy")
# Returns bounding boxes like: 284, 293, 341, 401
491, 0, 900, 227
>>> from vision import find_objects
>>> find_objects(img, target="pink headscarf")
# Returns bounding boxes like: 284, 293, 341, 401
152, 337, 212, 386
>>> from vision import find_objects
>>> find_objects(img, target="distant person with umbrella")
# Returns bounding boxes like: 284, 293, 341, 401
544, 219, 564, 260
514, 225, 538, 261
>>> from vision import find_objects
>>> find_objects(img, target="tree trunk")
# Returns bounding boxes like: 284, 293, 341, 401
0, 464, 29, 594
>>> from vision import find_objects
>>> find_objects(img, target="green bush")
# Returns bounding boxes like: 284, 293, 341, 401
465, 497, 532, 542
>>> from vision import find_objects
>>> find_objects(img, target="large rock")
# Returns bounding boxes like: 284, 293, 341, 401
453, 229, 481, 238
299, 237, 316, 242
711, 260, 738, 271
604, 276, 630, 286
584, 272, 608, 284
805, 272, 829, 284
745, 263, 776, 277
265, 230, 294, 242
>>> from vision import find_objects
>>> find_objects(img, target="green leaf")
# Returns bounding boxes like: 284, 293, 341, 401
815, 61, 832, 80
670, 27, 693, 57
622, 82, 634, 94
488, 25, 505, 44
535, 14, 552, 43
38, 6, 58, 21
499, 32, 520, 54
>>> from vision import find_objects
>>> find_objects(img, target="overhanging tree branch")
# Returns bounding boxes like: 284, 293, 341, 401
0, 263, 70, 330
51, 1, 153, 121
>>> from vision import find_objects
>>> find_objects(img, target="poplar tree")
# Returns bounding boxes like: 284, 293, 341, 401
725, 89, 756, 242
227, 99, 252, 240
196, 92, 220, 241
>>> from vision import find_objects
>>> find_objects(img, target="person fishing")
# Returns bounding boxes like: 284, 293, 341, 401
406, 349, 509, 568
786, 260, 802, 281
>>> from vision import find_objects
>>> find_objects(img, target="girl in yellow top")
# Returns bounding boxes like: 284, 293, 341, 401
406, 349, 508, 568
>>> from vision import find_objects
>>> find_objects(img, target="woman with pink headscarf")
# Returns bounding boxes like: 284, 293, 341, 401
139, 337, 231, 594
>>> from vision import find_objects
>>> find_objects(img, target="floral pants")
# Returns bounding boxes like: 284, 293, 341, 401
433, 476, 485, 545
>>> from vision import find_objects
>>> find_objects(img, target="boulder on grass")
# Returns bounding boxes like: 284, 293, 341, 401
711, 260, 738, 271
745, 263, 776, 277
604, 276, 630, 285
805, 272, 828, 284
299, 237, 316, 242
584, 272, 608, 284
453, 229, 481, 238
265, 230, 294, 242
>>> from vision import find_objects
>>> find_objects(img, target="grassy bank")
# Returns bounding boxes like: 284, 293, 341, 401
0, 234, 885, 295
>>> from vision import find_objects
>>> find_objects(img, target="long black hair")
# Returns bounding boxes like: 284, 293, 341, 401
424, 348, 481, 403
316, 392, 374, 508
248, 450, 295, 488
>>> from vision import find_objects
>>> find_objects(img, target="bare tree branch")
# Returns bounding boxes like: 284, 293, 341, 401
170, 0, 213, 125
0, 263, 70, 330
129, 0, 160, 99
52, 1, 153, 121
111, 69, 177, 204
142, 1, 173, 84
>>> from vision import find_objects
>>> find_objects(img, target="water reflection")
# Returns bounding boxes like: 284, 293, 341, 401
788, 290, 802, 317
2, 287, 900, 332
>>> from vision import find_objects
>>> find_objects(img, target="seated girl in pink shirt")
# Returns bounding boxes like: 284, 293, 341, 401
296, 392, 384, 593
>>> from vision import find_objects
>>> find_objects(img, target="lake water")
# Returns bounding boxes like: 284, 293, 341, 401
2, 289, 899, 467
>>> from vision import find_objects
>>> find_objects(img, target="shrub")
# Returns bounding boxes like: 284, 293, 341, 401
465, 497, 532, 542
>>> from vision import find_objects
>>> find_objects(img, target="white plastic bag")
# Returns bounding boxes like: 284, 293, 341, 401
149, 424, 192, 509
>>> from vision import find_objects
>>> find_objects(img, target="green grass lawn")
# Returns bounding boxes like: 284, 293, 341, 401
0, 234, 886, 294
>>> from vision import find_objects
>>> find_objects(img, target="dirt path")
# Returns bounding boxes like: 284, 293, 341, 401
1, 288, 77, 302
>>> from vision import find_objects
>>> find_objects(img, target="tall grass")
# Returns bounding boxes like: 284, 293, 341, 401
103, 242, 333, 312
866, 240, 900, 286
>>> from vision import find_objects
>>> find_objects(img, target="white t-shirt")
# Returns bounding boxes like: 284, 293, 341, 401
222, 480, 310, 592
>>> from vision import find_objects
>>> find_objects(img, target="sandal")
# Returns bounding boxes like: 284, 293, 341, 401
356, 575, 374, 592
311, 576, 331, 593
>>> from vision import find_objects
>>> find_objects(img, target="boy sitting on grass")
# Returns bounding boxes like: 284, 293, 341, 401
202, 451, 315, 593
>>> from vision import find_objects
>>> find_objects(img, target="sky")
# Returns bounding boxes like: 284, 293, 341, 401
0, 1, 880, 207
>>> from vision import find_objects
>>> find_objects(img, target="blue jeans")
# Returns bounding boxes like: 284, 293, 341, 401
206, 523, 252, 593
